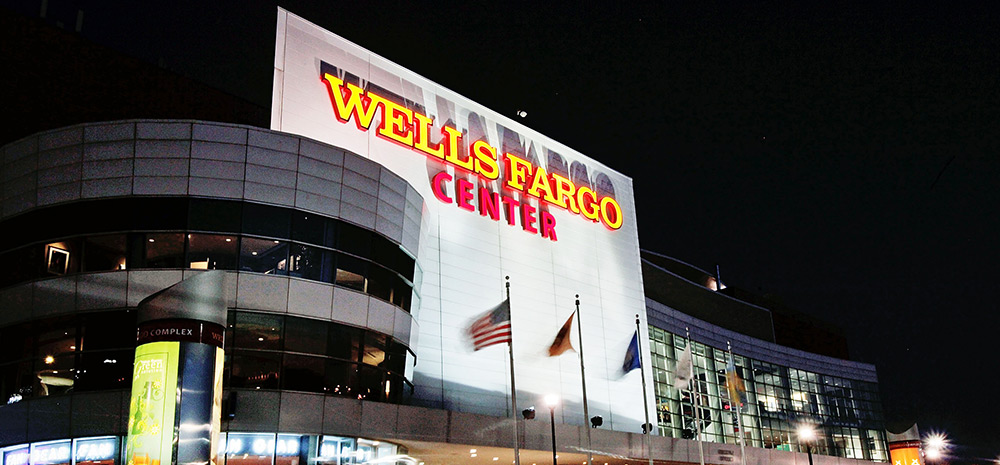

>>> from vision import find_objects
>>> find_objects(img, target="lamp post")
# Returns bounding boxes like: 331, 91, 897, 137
797, 424, 816, 465
545, 394, 559, 465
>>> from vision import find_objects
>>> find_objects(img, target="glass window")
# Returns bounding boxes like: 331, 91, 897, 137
225, 433, 275, 465
358, 364, 385, 401
336, 223, 371, 258
362, 333, 387, 367
233, 312, 283, 350
0, 247, 42, 287
75, 350, 131, 392
133, 198, 188, 230
335, 254, 367, 291
282, 354, 325, 393
30, 440, 73, 465
187, 234, 238, 270
145, 233, 185, 268
292, 212, 333, 246
324, 360, 358, 397
319, 437, 355, 465
240, 238, 289, 275
275, 435, 307, 465
0, 323, 32, 364
229, 351, 281, 389
3, 445, 30, 465
328, 325, 361, 362
243, 203, 291, 239
288, 244, 332, 282
0, 360, 33, 403
74, 436, 120, 465
83, 235, 127, 272
44, 240, 79, 276
366, 265, 393, 302
190, 199, 242, 233
80, 311, 136, 352
35, 354, 75, 396
284, 317, 327, 355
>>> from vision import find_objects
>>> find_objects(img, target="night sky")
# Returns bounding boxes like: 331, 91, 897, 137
6, 0, 999, 461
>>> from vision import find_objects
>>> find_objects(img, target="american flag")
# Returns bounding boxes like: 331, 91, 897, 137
468, 299, 512, 350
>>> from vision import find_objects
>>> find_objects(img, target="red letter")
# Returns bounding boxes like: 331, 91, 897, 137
522, 203, 538, 234
479, 187, 500, 220
456, 178, 475, 211
500, 196, 519, 226
432, 171, 453, 203
540, 210, 558, 241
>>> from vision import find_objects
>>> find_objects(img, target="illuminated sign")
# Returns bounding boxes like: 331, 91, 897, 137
320, 69, 624, 240
889, 441, 923, 465
125, 342, 180, 465
74, 438, 118, 463
30, 441, 71, 465
4, 446, 29, 465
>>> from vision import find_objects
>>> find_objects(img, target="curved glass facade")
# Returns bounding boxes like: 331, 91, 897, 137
0, 197, 418, 312
0, 434, 405, 465
0, 310, 413, 405
648, 326, 888, 461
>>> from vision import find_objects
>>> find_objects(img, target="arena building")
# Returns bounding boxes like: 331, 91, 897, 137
0, 8, 887, 465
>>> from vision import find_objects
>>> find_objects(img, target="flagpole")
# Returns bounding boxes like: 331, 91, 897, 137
686, 328, 706, 465
507, 276, 521, 465
575, 295, 593, 465
727, 341, 747, 465
635, 315, 653, 465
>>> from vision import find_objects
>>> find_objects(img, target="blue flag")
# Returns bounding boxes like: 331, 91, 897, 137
622, 331, 641, 373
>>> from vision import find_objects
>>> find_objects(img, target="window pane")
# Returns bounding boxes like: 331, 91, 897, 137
225, 433, 275, 465
233, 312, 283, 350
275, 435, 307, 465
282, 354, 325, 393
30, 440, 72, 465
0, 247, 42, 287
74, 436, 120, 465
335, 254, 366, 291
36, 354, 75, 396
291, 212, 333, 246
145, 233, 185, 268
229, 351, 281, 389
187, 234, 238, 270
75, 350, 131, 391
288, 244, 332, 282
189, 198, 242, 233
324, 360, 359, 397
133, 198, 188, 230
336, 223, 371, 258
328, 325, 361, 362
0, 323, 31, 364
366, 265, 393, 302
0, 360, 33, 402
284, 317, 327, 355
243, 203, 291, 239
362, 332, 387, 367
81, 310, 136, 351
83, 235, 127, 272
240, 238, 289, 275
357, 364, 385, 401
44, 240, 79, 276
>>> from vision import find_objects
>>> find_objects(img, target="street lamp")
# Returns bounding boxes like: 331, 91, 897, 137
797, 424, 817, 465
545, 394, 559, 465
923, 432, 949, 462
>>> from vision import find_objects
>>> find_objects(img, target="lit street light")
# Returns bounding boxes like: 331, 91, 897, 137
797, 424, 817, 465
545, 394, 559, 465
923, 432, 949, 462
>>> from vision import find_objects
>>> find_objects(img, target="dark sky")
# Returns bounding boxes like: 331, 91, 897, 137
8, 0, 999, 460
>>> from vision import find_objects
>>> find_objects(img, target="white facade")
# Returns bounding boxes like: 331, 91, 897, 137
271, 9, 651, 431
